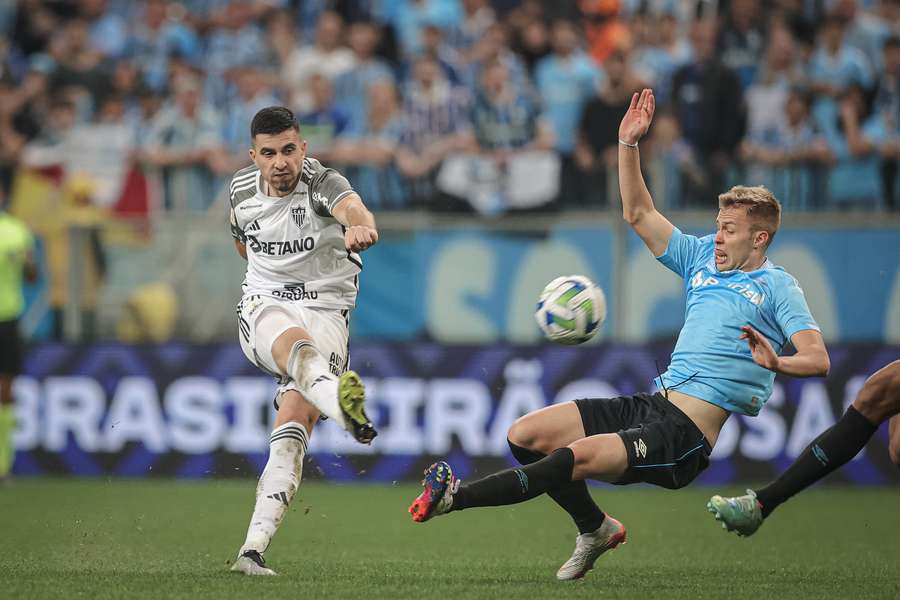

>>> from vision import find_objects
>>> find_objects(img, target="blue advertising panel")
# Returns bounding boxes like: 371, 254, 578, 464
353, 226, 900, 342
12, 343, 899, 485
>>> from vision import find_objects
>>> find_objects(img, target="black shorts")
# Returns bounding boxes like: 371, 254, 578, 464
0, 319, 23, 376
575, 392, 712, 490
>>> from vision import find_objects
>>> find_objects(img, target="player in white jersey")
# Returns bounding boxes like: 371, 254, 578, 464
229, 106, 378, 576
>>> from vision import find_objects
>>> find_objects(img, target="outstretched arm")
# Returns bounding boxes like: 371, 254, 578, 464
618, 89, 675, 257
332, 193, 378, 253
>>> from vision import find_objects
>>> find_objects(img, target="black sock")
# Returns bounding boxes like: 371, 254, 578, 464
452, 447, 576, 511
755, 406, 878, 518
508, 440, 606, 534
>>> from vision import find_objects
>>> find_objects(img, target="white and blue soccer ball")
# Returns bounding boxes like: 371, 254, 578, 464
535, 275, 607, 345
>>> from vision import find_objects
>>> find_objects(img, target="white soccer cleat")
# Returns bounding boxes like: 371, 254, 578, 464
556, 515, 627, 581
230, 549, 277, 576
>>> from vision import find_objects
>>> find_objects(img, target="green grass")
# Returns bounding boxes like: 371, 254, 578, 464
2, 479, 899, 599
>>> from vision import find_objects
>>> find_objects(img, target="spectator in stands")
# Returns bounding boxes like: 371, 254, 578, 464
535, 19, 603, 207
510, 18, 551, 77
809, 14, 873, 128
212, 65, 281, 175
580, 0, 630, 65
10, 0, 58, 58
742, 88, 832, 211
396, 53, 472, 208
0, 73, 41, 195
447, 0, 496, 71
643, 109, 703, 209
418, 21, 462, 84
717, 0, 765, 89
126, 0, 200, 93
140, 74, 221, 211
382, 0, 462, 58
333, 79, 407, 210
837, 0, 898, 73
745, 26, 804, 143
204, 1, 271, 105
456, 57, 554, 214
876, 35, 900, 208
48, 18, 109, 116
333, 21, 394, 132
79, 0, 128, 60
263, 9, 297, 79
464, 21, 528, 91
470, 58, 550, 153
297, 73, 350, 164
22, 93, 136, 208
823, 84, 895, 209
577, 47, 646, 206
672, 19, 745, 206
284, 11, 355, 112
630, 8, 688, 107
107, 60, 147, 129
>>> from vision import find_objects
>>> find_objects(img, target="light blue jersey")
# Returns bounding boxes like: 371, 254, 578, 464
654, 228, 820, 416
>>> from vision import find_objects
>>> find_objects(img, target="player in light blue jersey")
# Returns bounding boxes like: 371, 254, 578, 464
406, 89, 831, 581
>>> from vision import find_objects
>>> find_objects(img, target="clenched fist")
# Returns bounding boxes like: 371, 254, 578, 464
345, 225, 378, 252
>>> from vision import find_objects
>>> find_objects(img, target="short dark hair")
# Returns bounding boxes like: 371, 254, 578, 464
250, 106, 299, 138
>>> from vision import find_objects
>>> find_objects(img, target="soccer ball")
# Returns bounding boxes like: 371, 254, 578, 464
535, 275, 606, 345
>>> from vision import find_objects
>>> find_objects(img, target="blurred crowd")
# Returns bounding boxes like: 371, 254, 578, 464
2, 0, 900, 217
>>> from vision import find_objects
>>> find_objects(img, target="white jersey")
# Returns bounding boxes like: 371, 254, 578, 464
229, 157, 361, 309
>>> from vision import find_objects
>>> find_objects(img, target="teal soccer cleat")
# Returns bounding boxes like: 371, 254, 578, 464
707, 489, 764, 537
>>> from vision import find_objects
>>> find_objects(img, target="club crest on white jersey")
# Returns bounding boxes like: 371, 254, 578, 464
229, 157, 361, 309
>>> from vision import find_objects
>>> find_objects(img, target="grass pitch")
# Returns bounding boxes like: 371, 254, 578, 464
2, 479, 898, 599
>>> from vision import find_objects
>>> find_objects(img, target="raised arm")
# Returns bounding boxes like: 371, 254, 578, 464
618, 89, 675, 257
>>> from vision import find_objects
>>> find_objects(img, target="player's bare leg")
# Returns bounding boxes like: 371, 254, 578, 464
506, 402, 587, 454
410, 410, 628, 581
232, 390, 317, 576
506, 405, 628, 579
272, 327, 375, 443
710, 360, 900, 536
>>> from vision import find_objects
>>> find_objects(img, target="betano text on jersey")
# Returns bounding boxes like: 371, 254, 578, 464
229, 157, 362, 308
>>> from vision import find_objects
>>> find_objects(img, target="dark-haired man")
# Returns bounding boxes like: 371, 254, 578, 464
229, 106, 378, 576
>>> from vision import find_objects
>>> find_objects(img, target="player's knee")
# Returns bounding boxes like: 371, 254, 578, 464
507, 415, 543, 453
569, 439, 602, 480
853, 366, 900, 424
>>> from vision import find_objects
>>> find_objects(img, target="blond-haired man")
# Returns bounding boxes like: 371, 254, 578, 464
406, 89, 830, 582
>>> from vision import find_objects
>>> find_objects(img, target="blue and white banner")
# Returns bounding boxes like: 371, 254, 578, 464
352, 226, 900, 342
12, 343, 900, 484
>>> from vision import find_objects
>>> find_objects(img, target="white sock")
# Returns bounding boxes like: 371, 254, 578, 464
286, 341, 348, 430
240, 421, 308, 554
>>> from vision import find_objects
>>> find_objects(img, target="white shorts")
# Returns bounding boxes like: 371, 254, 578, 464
237, 295, 351, 399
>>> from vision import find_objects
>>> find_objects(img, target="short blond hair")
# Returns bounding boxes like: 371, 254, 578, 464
718, 185, 782, 247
